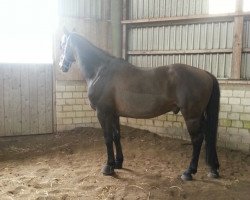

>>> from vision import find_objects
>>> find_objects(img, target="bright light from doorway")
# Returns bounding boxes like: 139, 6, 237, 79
0, 0, 57, 63
209, 0, 250, 14
243, 0, 250, 12
209, 0, 236, 14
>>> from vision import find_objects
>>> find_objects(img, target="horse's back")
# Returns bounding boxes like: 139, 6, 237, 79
113, 63, 213, 95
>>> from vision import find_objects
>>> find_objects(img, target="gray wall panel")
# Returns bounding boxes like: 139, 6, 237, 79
242, 20, 250, 78
128, 0, 209, 19
59, 0, 111, 20
125, 0, 250, 79
127, 20, 234, 78
128, 21, 234, 51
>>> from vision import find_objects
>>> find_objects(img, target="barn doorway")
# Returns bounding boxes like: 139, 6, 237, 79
0, 0, 57, 136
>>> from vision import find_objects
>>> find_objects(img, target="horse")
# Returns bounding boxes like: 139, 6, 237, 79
59, 28, 220, 181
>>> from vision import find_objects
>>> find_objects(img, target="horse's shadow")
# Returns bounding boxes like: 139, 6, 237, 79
120, 168, 134, 173
110, 167, 141, 180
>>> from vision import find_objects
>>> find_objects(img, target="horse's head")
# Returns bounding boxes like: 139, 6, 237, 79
59, 28, 76, 72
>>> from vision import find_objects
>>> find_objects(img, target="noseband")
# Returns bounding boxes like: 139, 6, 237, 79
59, 36, 75, 72
59, 53, 74, 71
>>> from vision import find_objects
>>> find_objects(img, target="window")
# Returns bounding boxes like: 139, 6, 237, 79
243, 0, 250, 12
209, 0, 236, 14
0, 0, 57, 63
209, 0, 250, 14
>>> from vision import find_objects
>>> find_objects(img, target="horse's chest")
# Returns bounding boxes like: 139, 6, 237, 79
87, 87, 98, 109
87, 83, 108, 109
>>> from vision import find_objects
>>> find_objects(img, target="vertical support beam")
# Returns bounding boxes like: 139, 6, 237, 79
111, 0, 122, 58
231, 0, 243, 79
122, 0, 128, 60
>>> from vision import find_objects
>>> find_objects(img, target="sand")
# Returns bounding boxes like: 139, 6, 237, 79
0, 126, 249, 200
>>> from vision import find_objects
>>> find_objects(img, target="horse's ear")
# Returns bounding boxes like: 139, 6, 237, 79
63, 26, 70, 36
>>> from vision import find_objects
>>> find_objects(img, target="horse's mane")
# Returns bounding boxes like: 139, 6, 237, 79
70, 33, 119, 62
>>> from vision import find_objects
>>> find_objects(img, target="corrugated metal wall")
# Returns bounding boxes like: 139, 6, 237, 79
58, 0, 111, 46
128, 0, 208, 19
124, 0, 250, 79
128, 21, 234, 78
242, 19, 250, 79
128, 23, 234, 51
59, 0, 111, 20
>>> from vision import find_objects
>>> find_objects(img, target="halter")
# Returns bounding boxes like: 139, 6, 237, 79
59, 35, 75, 72
59, 53, 74, 72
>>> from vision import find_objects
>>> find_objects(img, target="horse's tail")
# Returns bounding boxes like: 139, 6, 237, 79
204, 74, 220, 169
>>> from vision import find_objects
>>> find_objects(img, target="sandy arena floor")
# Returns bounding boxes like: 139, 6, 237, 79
0, 126, 249, 200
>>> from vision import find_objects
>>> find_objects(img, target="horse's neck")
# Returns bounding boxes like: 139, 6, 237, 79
72, 36, 107, 83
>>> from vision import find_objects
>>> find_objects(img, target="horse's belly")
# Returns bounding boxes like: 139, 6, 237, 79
116, 92, 174, 118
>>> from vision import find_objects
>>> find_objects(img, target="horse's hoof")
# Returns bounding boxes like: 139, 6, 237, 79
181, 172, 193, 181
207, 170, 219, 179
101, 165, 114, 175
114, 161, 123, 169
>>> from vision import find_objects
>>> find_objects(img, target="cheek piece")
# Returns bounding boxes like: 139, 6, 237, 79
59, 55, 72, 72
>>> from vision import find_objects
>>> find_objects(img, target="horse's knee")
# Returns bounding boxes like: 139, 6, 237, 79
104, 137, 113, 146
113, 130, 121, 142
185, 119, 202, 141
185, 118, 200, 130
191, 132, 204, 144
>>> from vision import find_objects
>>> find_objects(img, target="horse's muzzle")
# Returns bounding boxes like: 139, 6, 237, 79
59, 57, 71, 72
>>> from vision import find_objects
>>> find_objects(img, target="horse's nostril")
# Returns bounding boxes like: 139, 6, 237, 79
62, 67, 68, 72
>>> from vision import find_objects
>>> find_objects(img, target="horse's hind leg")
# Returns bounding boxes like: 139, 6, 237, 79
181, 117, 204, 181
97, 109, 116, 175
113, 117, 123, 169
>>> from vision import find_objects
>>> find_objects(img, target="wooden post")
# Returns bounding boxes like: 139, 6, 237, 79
122, 0, 128, 60
231, 0, 243, 79
111, 0, 122, 58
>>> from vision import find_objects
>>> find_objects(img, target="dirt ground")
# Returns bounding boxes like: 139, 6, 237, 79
0, 126, 249, 200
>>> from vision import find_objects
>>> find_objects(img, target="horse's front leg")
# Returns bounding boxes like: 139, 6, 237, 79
97, 109, 116, 175
113, 116, 123, 169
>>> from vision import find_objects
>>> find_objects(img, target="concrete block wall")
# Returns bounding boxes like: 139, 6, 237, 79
217, 82, 250, 152
56, 80, 100, 131
55, 80, 250, 152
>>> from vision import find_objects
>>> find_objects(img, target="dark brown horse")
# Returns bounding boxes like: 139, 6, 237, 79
59, 29, 220, 181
